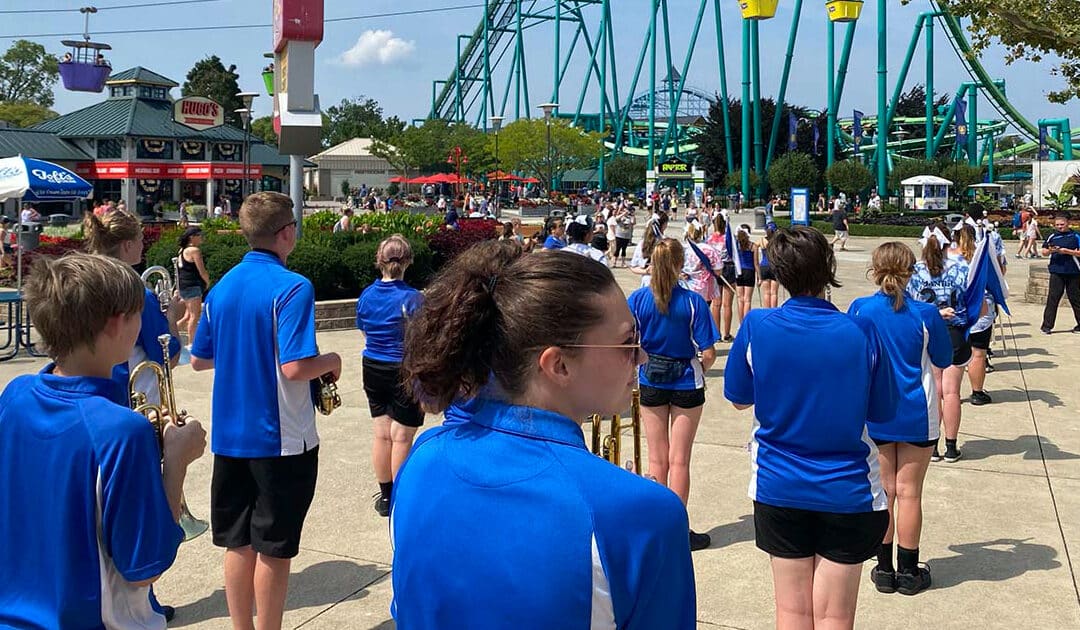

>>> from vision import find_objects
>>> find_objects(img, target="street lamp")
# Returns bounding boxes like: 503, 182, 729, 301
538, 103, 558, 195
490, 115, 503, 215
236, 91, 258, 198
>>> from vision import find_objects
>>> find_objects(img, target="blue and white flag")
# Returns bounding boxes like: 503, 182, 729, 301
788, 111, 799, 151
1038, 126, 1050, 160
964, 235, 1011, 335
812, 120, 820, 156
853, 110, 864, 152
724, 216, 742, 276
955, 98, 968, 151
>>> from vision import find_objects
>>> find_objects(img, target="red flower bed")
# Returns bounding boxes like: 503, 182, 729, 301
1, 226, 164, 287
427, 218, 499, 265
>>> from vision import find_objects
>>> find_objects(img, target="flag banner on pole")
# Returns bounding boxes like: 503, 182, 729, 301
955, 98, 968, 150
964, 236, 1011, 338
852, 110, 864, 152
788, 112, 799, 151
1038, 126, 1050, 160
724, 217, 743, 276
812, 120, 820, 156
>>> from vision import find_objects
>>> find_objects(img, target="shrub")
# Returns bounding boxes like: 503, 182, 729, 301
826, 160, 873, 196
427, 218, 499, 267
303, 209, 340, 233
199, 216, 239, 232
767, 152, 820, 195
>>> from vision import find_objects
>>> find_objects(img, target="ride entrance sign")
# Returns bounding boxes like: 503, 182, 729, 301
658, 157, 692, 179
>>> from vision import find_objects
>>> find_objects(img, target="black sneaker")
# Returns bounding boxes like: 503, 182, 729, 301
161, 605, 175, 622
896, 565, 932, 595
931, 446, 942, 462
1072, 326, 1080, 334
870, 566, 896, 594
970, 390, 992, 406
373, 492, 390, 517
1041, 328, 1052, 335
689, 530, 711, 552
721, 334, 734, 343
943, 447, 963, 463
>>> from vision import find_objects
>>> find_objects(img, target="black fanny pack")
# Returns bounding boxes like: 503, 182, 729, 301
644, 354, 690, 384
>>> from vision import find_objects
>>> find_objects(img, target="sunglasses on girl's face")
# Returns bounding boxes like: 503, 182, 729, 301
560, 330, 642, 364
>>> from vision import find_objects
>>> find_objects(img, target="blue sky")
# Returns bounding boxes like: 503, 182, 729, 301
3, 0, 1075, 138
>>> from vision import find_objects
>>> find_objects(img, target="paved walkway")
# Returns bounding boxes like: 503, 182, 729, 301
1, 224, 1078, 629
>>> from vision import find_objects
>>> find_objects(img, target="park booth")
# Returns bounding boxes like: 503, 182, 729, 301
826, 1, 864, 22
902, 175, 952, 211
969, 183, 1004, 205
737, 0, 778, 20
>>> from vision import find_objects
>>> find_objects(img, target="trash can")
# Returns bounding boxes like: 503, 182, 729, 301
754, 209, 767, 230
17, 222, 42, 251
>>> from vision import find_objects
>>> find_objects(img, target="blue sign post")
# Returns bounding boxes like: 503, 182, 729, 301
790, 187, 811, 226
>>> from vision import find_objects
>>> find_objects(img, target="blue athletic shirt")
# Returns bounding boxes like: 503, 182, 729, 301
907, 257, 969, 328
391, 400, 696, 629
628, 285, 719, 390
356, 279, 423, 363
848, 292, 953, 443
543, 234, 566, 249
1044, 229, 1080, 275
191, 250, 321, 458
723, 297, 894, 513
737, 248, 755, 271
112, 288, 181, 407
0, 367, 182, 629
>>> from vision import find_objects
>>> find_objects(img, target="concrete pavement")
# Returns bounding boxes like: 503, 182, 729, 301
1, 222, 1078, 629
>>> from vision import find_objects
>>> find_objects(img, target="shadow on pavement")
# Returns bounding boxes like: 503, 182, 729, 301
171, 560, 388, 627
959, 434, 1080, 462
1004, 346, 1051, 358
989, 387, 1066, 409
704, 514, 755, 550
930, 538, 1061, 589
990, 360, 1058, 373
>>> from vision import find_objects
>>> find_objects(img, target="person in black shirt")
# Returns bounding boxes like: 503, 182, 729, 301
1040, 214, 1080, 334
829, 199, 850, 251
177, 226, 211, 344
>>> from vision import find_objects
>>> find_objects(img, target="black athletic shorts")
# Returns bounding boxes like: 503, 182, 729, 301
759, 267, 777, 282
968, 327, 992, 351
948, 325, 973, 366
720, 262, 737, 288
639, 384, 706, 408
362, 356, 424, 427
211, 447, 319, 558
871, 437, 937, 449
753, 501, 888, 564
736, 268, 757, 287
615, 236, 631, 257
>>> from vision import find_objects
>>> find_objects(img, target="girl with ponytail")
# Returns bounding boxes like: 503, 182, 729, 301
849, 242, 953, 596
392, 246, 695, 629
734, 224, 757, 319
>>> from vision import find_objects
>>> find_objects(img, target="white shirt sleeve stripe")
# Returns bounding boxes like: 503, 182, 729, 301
590, 534, 616, 630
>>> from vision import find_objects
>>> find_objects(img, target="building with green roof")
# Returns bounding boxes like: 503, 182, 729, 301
0, 66, 297, 215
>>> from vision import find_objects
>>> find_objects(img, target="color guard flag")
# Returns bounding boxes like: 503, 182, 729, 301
964, 235, 1011, 337
788, 112, 798, 151
724, 217, 743, 276
852, 110, 864, 151
812, 120, 820, 156
955, 98, 968, 149
1038, 126, 1050, 160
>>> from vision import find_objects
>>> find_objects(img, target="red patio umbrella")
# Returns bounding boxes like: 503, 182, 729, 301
427, 172, 459, 184
521, 177, 541, 184
487, 170, 522, 181
407, 175, 435, 184
388, 175, 408, 183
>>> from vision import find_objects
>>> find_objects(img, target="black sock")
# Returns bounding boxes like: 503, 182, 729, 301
877, 542, 894, 573
897, 545, 919, 574
945, 438, 958, 453
379, 481, 393, 499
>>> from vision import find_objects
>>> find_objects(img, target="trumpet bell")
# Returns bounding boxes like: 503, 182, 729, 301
179, 505, 209, 542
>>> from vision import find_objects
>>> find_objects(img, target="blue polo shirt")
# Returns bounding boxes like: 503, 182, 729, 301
356, 279, 423, 363
191, 249, 320, 457
907, 258, 969, 328
0, 367, 182, 629
628, 285, 719, 390
723, 297, 894, 513
848, 292, 953, 443
391, 400, 696, 629
1044, 229, 1080, 275
543, 234, 566, 249
112, 288, 181, 407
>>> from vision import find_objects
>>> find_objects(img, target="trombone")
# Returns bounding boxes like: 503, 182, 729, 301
588, 388, 642, 474
129, 333, 209, 542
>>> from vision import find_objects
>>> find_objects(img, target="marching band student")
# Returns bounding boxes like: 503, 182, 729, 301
393, 250, 696, 629
908, 229, 971, 463
0, 253, 206, 629
85, 208, 184, 621
707, 213, 736, 341
735, 225, 757, 318
756, 222, 780, 308
564, 219, 608, 265
683, 223, 723, 303
190, 192, 342, 630
849, 243, 953, 596
628, 238, 719, 552
356, 235, 425, 517
724, 226, 895, 630
629, 211, 669, 287
541, 219, 567, 249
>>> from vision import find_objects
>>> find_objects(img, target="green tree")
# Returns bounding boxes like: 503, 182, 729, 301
888, 158, 939, 193
322, 96, 405, 148
182, 56, 243, 126
494, 118, 604, 186
0, 40, 60, 107
766, 153, 820, 195
910, 1, 1080, 102
250, 115, 277, 146
0, 100, 58, 128
826, 160, 873, 196
371, 119, 492, 177
604, 155, 646, 191
939, 162, 984, 201
724, 169, 760, 192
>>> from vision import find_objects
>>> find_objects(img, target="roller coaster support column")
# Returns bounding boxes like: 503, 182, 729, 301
751, 21, 765, 198
876, 0, 887, 196
925, 16, 934, 159
456, 36, 464, 122
712, 0, 734, 173
553, 0, 561, 107
648, 0, 657, 171
741, 19, 751, 200
597, 0, 608, 190
1039, 119, 1073, 160
482, 2, 490, 127
765, 0, 804, 173
826, 21, 835, 197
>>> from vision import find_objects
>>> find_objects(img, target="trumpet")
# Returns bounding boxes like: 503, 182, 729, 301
141, 265, 174, 312
129, 333, 208, 542
313, 372, 342, 416
589, 388, 642, 474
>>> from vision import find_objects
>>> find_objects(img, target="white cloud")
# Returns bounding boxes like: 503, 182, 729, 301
338, 30, 415, 67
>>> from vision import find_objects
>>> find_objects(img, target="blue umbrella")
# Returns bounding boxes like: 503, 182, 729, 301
0, 155, 93, 291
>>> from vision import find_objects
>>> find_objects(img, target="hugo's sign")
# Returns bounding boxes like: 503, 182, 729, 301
174, 97, 224, 131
